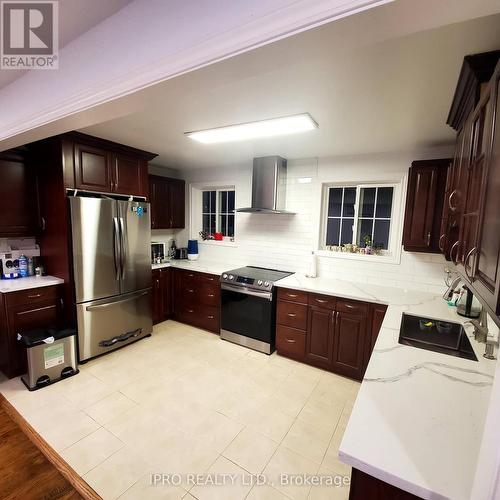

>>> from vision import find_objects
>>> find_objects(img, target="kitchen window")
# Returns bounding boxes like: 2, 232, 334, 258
201, 188, 235, 238
323, 184, 395, 252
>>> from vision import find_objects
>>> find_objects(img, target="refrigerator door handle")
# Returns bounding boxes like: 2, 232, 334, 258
85, 290, 149, 311
119, 217, 126, 280
113, 217, 121, 281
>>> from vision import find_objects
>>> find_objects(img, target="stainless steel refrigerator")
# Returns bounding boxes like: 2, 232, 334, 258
69, 196, 152, 362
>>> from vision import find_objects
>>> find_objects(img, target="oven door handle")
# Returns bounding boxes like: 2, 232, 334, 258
221, 283, 273, 301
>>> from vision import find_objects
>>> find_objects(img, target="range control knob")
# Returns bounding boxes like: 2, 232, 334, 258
229, 275, 234, 280
264, 281, 270, 287
257, 280, 263, 286
222, 273, 228, 279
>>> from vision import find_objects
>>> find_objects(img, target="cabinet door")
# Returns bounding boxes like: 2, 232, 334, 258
149, 176, 168, 229
0, 151, 39, 237
6, 298, 63, 377
161, 268, 172, 319
74, 142, 112, 192
168, 179, 186, 229
113, 154, 146, 197
152, 269, 163, 325
473, 69, 500, 314
332, 310, 367, 381
402, 160, 448, 252
305, 306, 334, 367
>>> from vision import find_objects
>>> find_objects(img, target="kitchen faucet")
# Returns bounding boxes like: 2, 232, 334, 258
443, 276, 462, 302
469, 309, 498, 360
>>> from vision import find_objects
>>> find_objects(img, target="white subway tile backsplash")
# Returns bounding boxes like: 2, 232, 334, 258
179, 154, 449, 293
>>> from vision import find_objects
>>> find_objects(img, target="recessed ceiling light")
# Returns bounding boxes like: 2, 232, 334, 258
185, 113, 318, 144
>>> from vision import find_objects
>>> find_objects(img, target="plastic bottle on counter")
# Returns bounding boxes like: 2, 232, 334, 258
28, 257, 34, 276
18, 254, 28, 278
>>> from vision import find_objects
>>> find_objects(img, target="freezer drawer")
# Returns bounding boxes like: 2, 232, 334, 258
77, 289, 152, 362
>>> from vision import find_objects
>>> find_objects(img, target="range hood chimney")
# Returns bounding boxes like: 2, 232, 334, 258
237, 156, 295, 214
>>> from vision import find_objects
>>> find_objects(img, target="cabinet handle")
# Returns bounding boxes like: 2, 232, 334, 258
315, 298, 328, 304
207, 278, 215, 281
287, 293, 298, 298
438, 234, 446, 252
187, 309, 194, 313
448, 189, 458, 211
28, 293, 42, 299
464, 247, 477, 281
344, 303, 355, 309
60, 298, 64, 308
207, 315, 215, 319
335, 311, 339, 327
426, 232, 431, 247
285, 337, 296, 343
187, 289, 194, 293
41, 217, 46, 231
450, 240, 461, 264
287, 313, 297, 317
207, 293, 215, 298
187, 274, 194, 277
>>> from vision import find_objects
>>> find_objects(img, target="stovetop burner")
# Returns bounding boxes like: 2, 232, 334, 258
220, 266, 293, 291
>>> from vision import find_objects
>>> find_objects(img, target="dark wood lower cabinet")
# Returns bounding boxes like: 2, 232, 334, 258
306, 306, 334, 367
349, 468, 421, 500
276, 288, 387, 381
0, 285, 64, 379
152, 267, 171, 325
172, 269, 220, 333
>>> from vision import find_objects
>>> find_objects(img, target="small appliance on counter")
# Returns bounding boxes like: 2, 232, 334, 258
151, 242, 167, 264
456, 285, 482, 319
0, 239, 41, 280
187, 240, 199, 261
174, 247, 188, 259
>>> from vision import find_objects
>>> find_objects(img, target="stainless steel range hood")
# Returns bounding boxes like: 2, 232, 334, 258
237, 156, 295, 214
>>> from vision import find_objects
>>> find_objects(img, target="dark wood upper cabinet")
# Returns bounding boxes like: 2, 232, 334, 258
71, 134, 155, 197
149, 175, 185, 230
0, 148, 39, 237
74, 142, 112, 192
403, 159, 450, 253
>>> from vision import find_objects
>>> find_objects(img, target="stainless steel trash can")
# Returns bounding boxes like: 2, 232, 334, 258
18, 328, 79, 391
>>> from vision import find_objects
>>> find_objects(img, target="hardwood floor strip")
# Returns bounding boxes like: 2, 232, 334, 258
0, 393, 101, 500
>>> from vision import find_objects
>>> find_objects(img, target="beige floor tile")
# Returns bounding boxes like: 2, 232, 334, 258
307, 465, 351, 500
298, 397, 343, 433
223, 427, 278, 474
260, 388, 308, 418
85, 446, 150, 500
189, 456, 253, 500
191, 410, 243, 453
246, 484, 292, 500
119, 473, 186, 500
61, 427, 124, 475
245, 404, 295, 442
263, 446, 319, 500
84, 391, 137, 425
38, 408, 101, 452
282, 419, 332, 464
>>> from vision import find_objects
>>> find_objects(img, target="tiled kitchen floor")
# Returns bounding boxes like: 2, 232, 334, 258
0, 321, 359, 500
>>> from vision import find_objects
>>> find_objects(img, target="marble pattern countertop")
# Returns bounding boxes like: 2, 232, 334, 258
275, 273, 497, 500
151, 259, 241, 276
0, 275, 64, 293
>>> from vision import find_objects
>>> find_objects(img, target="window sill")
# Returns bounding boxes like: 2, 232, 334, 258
198, 240, 238, 248
316, 249, 401, 264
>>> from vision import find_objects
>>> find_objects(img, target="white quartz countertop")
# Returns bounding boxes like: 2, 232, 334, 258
276, 273, 497, 500
0, 275, 64, 293
151, 259, 241, 276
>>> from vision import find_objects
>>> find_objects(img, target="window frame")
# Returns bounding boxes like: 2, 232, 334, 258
318, 181, 403, 263
190, 182, 237, 245
201, 188, 235, 238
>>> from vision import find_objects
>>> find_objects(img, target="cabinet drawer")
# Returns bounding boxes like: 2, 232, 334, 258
277, 287, 308, 304
277, 301, 308, 330
196, 304, 220, 333
276, 325, 306, 358
336, 298, 369, 316
308, 293, 336, 309
198, 283, 220, 307
5, 285, 61, 308
197, 273, 219, 285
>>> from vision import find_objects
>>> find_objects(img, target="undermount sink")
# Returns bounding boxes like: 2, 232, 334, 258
398, 314, 478, 361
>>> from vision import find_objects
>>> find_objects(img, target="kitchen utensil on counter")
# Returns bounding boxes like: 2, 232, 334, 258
456, 285, 482, 319
175, 248, 188, 259
187, 240, 199, 261
306, 251, 317, 278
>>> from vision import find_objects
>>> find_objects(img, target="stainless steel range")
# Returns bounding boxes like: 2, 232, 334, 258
220, 266, 293, 354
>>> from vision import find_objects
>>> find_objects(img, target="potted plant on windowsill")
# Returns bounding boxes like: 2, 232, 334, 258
363, 234, 373, 255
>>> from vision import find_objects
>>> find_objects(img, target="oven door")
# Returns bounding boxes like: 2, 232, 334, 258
220, 283, 276, 353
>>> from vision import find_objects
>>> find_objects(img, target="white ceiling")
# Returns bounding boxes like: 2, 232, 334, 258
0, 0, 133, 90
81, 3, 500, 170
